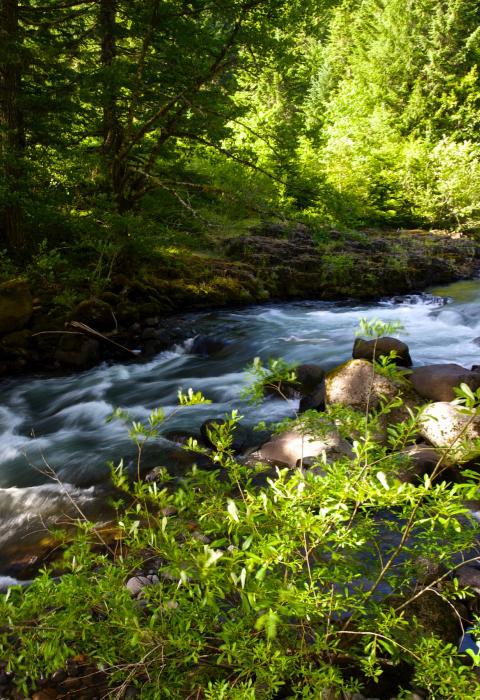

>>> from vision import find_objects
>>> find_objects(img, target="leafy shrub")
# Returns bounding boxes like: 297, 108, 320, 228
2, 363, 480, 698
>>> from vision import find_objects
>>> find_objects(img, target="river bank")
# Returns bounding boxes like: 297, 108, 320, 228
1, 226, 479, 378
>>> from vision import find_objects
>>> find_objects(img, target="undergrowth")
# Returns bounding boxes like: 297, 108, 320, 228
2, 324, 480, 698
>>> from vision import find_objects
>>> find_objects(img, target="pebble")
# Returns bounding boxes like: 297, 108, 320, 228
161, 505, 178, 517
192, 530, 211, 544
125, 575, 153, 596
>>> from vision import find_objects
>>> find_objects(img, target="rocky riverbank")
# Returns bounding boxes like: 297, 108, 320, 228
1, 226, 479, 378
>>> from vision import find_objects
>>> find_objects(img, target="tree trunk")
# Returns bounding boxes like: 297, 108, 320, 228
100, 0, 121, 157
0, 0, 25, 252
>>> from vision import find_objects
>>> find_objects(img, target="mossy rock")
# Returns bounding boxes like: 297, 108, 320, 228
70, 298, 115, 332
0, 329, 32, 349
0, 279, 33, 334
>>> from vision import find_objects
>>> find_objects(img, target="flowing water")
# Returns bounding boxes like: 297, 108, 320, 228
1, 279, 480, 574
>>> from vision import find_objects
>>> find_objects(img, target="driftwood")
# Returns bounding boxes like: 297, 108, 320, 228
67, 321, 138, 356
32, 322, 138, 357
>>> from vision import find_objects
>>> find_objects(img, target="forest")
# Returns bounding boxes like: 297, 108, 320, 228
3, 1, 480, 699
2, 0, 480, 268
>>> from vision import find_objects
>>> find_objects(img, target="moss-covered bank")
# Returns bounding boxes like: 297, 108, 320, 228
1, 225, 479, 377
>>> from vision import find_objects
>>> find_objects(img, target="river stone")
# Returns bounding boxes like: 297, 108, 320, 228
200, 418, 249, 452
70, 298, 116, 332
455, 565, 480, 594
419, 402, 480, 463
190, 334, 229, 357
0, 279, 33, 334
400, 589, 461, 645
353, 336, 412, 366
55, 335, 100, 368
126, 575, 152, 596
397, 444, 441, 482
409, 363, 480, 402
265, 363, 325, 401
250, 426, 353, 468
325, 359, 399, 412
299, 383, 326, 413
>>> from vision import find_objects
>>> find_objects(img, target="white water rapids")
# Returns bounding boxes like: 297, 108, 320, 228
1, 278, 480, 573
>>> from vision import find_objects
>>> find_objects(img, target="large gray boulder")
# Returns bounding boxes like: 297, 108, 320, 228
410, 363, 480, 402
419, 402, 480, 463
353, 336, 412, 366
0, 279, 33, 334
249, 425, 353, 468
325, 359, 399, 412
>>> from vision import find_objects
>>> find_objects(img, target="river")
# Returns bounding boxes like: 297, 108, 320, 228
1, 278, 480, 574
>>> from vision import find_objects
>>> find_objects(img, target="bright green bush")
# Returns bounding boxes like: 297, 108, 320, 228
2, 359, 480, 698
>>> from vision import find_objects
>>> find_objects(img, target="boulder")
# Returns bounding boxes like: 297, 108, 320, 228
412, 556, 448, 587
396, 444, 441, 482
116, 301, 139, 326
455, 565, 480, 595
399, 589, 461, 645
250, 426, 353, 468
299, 384, 326, 413
296, 363, 326, 392
70, 298, 116, 332
325, 359, 400, 413
267, 364, 325, 402
55, 335, 100, 368
419, 402, 480, 463
410, 364, 480, 402
353, 336, 412, 366
0, 329, 32, 349
0, 279, 33, 334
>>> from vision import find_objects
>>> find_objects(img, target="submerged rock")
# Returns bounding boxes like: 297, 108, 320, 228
190, 335, 229, 357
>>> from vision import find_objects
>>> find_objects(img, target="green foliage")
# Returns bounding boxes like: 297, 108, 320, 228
241, 357, 298, 404
356, 318, 404, 339
2, 377, 480, 697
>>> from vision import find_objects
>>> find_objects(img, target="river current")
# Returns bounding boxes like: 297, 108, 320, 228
1, 279, 480, 574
